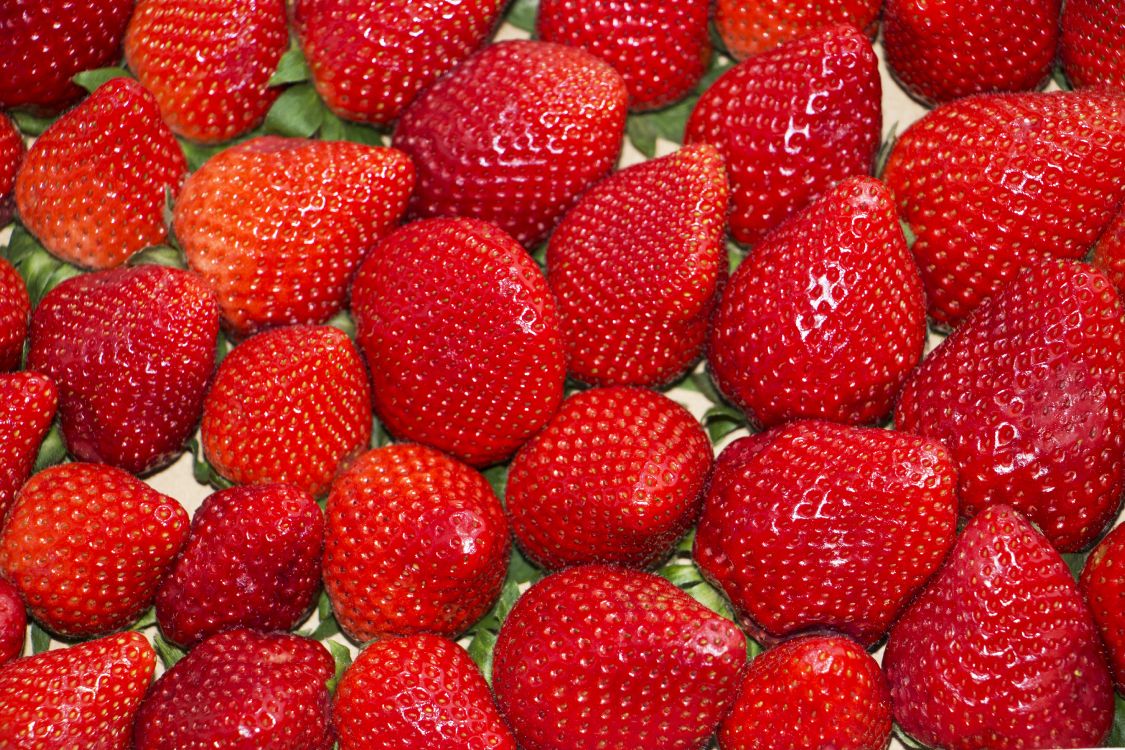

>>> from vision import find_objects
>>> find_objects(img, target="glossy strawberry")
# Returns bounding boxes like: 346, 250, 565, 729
1082, 523, 1125, 691
174, 136, 413, 337
201, 325, 372, 497
0, 372, 57, 519
0, 114, 22, 228
715, 0, 881, 59
394, 40, 627, 247
352, 218, 566, 467
15, 78, 189, 270
885, 505, 1114, 749
1091, 205, 1125, 296
547, 144, 728, 387
0, 257, 29, 372
125, 0, 289, 143
0, 579, 24, 665
896, 260, 1125, 552
685, 25, 881, 247
1062, 0, 1125, 90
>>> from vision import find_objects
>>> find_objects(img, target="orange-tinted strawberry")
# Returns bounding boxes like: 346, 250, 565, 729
0, 579, 24, 666
0, 257, 29, 372
0, 114, 22, 228
1091, 205, 1125, 297
1081, 523, 1125, 691
715, 0, 881, 60
1062, 0, 1125, 90
0, 372, 57, 519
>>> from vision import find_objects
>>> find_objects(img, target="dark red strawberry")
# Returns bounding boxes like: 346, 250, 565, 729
133, 629, 333, 750
201, 325, 371, 497
1082, 522, 1125, 691
715, 0, 881, 59
708, 176, 925, 428
0, 113, 22, 228
0, 578, 24, 665
393, 40, 627, 248
0, 257, 29, 372
685, 25, 881, 247
0, 371, 57, 519
1091, 205, 1125, 296
884, 505, 1114, 749
896, 260, 1125, 552
15, 78, 189, 270
546, 144, 728, 387
1062, 0, 1125, 90
351, 218, 566, 467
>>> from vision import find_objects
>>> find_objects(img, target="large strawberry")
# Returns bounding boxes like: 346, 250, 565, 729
1091, 205, 1125, 296
0, 257, 29, 372
896, 260, 1125, 552
0, 113, 22, 228
174, 136, 413, 337
393, 40, 627, 247
125, 0, 289, 143
1062, 0, 1125, 90
546, 144, 728, 387
884, 89, 1125, 328
715, 0, 881, 60
15, 78, 188, 270
0, 579, 24, 665
1081, 523, 1125, 691
0, 372, 57, 518
685, 25, 881, 247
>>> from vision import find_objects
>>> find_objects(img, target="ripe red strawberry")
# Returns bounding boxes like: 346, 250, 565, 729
125, 0, 289, 143
28, 265, 219, 475
351, 218, 566, 467
715, 0, 881, 60
546, 144, 728, 387
708, 176, 925, 428
884, 505, 1114, 749
685, 25, 880, 247
133, 629, 333, 750
537, 0, 712, 111
0, 578, 24, 665
896, 260, 1125, 552
323, 443, 510, 642
507, 387, 712, 570
0, 462, 189, 637
719, 635, 892, 750
294, 0, 505, 126
334, 634, 517, 750
0, 372, 57, 519
201, 325, 372, 497
0, 113, 22, 228
393, 40, 627, 247
0, 257, 29, 372
493, 565, 745, 750
885, 89, 1125, 328
15, 78, 189, 270
1062, 0, 1125, 90
1081, 523, 1125, 691
155, 484, 324, 648
174, 136, 414, 337
1091, 206, 1125, 296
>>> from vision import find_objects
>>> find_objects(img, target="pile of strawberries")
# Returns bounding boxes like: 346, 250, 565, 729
0, 0, 1124, 748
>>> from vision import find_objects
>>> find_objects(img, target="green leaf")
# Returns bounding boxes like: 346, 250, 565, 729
33, 424, 67, 472
324, 639, 353, 694
339, 120, 388, 146
703, 404, 746, 443
371, 415, 392, 448
676, 529, 696, 553
874, 123, 898, 179
317, 590, 332, 622
214, 331, 234, 366
30, 622, 51, 654
892, 725, 935, 750
1052, 65, 1073, 92
690, 371, 725, 407
482, 464, 509, 503
0, 224, 84, 308
307, 613, 341, 641
505, 0, 539, 32
178, 137, 232, 172
187, 437, 233, 491
465, 578, 522, 684
1061, 551, 1087, 581
131, 607, 157, 630
270, 45, 312, 86
727, 241, 745, 275
626, 98, 694, 159
1110, 692, 1125, 747
900, 219, 917, 249
264, 83, 326, 138
320, 110, 347, 142
657, 563, 703, 588
153, 633, 186, 670
10, 110, 57, 137
72, 67, 132, 94
506, 547, 542, 585
128, 245, 187, 270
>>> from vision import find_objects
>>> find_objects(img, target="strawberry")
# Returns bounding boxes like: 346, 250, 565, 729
896, 260, 1125, 552
715, 0, 881, 60
0, 462, 189, 638
708, 176, 925, 428
884, 505, 1114, 749
174, 136, 414, 338
14, 78, 188, 270
28, 264, 219, 475
323, 443, 511, 643
1082, 523, 1125, 691
546, 144, 728, 387
1091, 205, 1125, 297
506, 387, 713, 570
334, 634, 517, 750
0, 578, 24, 665
294, 0, 505, 126
0, 113, 22, 228
0, 371, 57, 519
493, 565, 745, 750
124, 0, 289, 143
0, 257, 29, 372
351, 218, 566, 467
393, 40, 627, 248
201, 325, 372, 497
685, 25, 881, 247
719, 635, 892, 750
133, 629, 334, 750
1062, 0, 1125, 90
536, 0, 712, 111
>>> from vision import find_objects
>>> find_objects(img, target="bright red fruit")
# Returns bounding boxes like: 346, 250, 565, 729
0, 579, 24, 665
1091, 206, 1125, 296
0, 372, 57, 519
715, 0, 881, 59
0, 114, 22, 227
0, 257, 29, 372
1082, 523, 1125, 691
1062, 0, 1125, 90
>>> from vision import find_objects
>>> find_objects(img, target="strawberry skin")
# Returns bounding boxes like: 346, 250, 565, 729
0, 257, 29, 372
1062, 0, 1125, 90
1091, 205, 1125, 297
1081, 523, 1125, 691
0, 113, 22, 228
547, 144, 728, 387
685, 25, 881, 247
715, 0, 881, 60
0, 578, 24, 665
0, 372, 57, 519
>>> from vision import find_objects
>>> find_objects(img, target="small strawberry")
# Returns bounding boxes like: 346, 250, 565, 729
15, 78, 188, 270
1081, 523, 1125, 691
393, 40, 627, 248
715, 0, 881, 60
0, 113, 23, 228
0, 371, 57, 518
0, 578, 24, 665
546, 144, 728, 387
1091, 205, 1125, 297
1062, 0, 1125, 90
685, 25, 881, 247
0, 257, 30, 372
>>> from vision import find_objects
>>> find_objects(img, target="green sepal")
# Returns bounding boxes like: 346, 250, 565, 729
703, 404, 746, 444
29, 622, 52, 654
32, 424, 68, 473
130, 607, 157, 631
127, 245, 187, 270
482, 464, 509, 503
1061, 551, 1087, 582
506, 547, 542, 586
1052, 65, 1073, 92
324, 639, 353, 694
892, 725, 937, 750
186, 437, 233, 491
371, 415, 392, 449
727, 240, 745, 275
10, 110, 57, 137
0, 224, 84, 308
324, 309, 356, 339
874, 123, 898, 179
72, 67, 132, 94
624, 53, 733, 159
505, 0, 539, 32
1110, 693, 1125, 747
900, 219, 917, 249
264, 83, 326, 138
270, 44, 312, 87
689, 371, 725, 407
179, 137, 234, 173
153, 633, 186, 670
465, 578, 522, 684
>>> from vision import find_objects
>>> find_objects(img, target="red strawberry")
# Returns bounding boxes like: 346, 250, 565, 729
0, 462, 189, 637
294, 0, 505, 126
0, 257, 29, 372
174, 136, 414, 337
323, 444, 510, 642
201, 325, 372, 497
28, 264, 219, 475
334, 634, 517, 750
15, 78, 189, 270
0, 578, 24, 665
124, 0, 289, 143
546, 144, 728, 387
493, 565, 746, 750
351, 218, 566, 467
1062, 0, 1125, 90
506, 387, 713, 570
155, 484, 324, 648
0, 371, 57, 518
0, 113, 22, 228
393, 40, 627, 247
1081, 523, 1125, 691
685, 25, 881, 247
884, 505, 1114, 749
708, 176, 925, 428
1091, 205, 1125, 297
884, 89, 1125, 328
715, 0, 881, 60
133, 629, 333, 750
895, 260, 1125, 552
